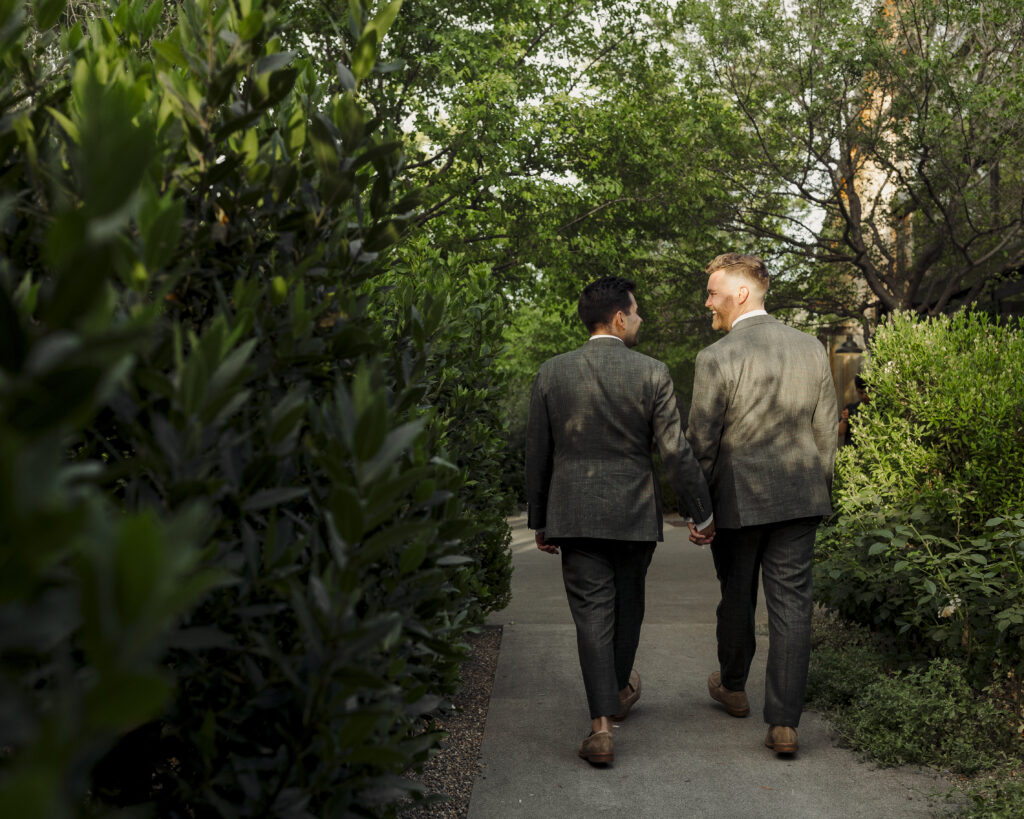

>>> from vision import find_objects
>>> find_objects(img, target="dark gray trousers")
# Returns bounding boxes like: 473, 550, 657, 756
710, 517, 820, 728
557, 538, 656, 719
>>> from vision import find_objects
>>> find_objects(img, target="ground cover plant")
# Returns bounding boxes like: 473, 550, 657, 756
808, 614, 1024, 816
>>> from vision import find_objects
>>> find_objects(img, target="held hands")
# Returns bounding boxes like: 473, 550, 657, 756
537, 523, 712, 550
535, 529, 559, 555
688, 520, 716, 545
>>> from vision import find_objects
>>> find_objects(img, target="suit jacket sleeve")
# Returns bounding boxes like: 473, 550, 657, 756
652, 363, 713, 524
811, 359, 839, 491
686, 348, 727, 480
525, 371, 553, 530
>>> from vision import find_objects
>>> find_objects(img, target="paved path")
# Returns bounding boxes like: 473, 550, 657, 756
469, 514, 958, 818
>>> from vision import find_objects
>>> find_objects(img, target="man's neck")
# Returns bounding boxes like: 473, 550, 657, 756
730, 308, 768, 330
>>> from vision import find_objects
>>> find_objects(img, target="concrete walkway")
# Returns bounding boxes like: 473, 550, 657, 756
469, 514, 958, 818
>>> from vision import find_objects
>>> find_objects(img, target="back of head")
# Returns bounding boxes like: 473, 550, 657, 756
706, 253, 770, 303
578, 276, 636, 332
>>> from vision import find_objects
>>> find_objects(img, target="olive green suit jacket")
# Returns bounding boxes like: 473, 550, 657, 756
686, 314, 838, 529
526, 337, 712, 542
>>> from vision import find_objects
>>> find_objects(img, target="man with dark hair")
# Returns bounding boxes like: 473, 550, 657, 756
687, 253, 837, 757
526, 275, 715, 765
576, 276, 640, 337
838, 374, 870, 447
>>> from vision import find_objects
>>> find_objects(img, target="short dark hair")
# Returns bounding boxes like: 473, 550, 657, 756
578, 276, 636, 332
854, 374, 867, 391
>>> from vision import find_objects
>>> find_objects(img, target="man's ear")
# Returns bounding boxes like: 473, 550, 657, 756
736, 285, 749, 305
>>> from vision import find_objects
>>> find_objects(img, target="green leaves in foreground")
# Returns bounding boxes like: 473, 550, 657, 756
1, 0, 514, 815
0, 440, 222, 818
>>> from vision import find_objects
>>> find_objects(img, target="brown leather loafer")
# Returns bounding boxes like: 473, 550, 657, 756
578, 730, 613, 765
612, 669, 641, 722
764, 725, 798, 754
708, 671, 750, 717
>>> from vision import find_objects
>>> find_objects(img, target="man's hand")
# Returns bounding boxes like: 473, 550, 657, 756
688, 520, 716, 545
535, 529, 559, 554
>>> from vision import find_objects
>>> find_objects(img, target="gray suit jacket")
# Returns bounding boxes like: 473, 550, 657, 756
686, 315, 838, 529
526, 338, 712, 542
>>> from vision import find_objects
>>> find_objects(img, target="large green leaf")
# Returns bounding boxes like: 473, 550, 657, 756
85, 671, 171, 730
242, 487, 309, 512
33, 0, 65, 29
77, 70, 157, 220
363, 0, 402, 44
349, 29, 378, 82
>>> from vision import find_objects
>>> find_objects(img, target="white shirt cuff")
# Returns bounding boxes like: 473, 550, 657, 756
686, 513, 714, 531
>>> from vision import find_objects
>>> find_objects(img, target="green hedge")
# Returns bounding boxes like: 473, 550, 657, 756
0, 0, 511, 815
367, 239, 515, 614
816, 311, 1024, 688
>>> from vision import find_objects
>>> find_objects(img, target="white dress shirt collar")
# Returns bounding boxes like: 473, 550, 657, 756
731, 309, 768, 328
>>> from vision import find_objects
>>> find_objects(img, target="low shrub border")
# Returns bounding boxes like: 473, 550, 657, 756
808, 612, 1024, 817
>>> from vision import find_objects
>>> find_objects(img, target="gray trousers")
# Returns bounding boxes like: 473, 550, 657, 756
710, 517, 820, 727
557, 539, 656, 719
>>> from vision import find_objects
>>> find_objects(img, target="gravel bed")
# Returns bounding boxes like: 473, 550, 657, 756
400, 625, 502, 819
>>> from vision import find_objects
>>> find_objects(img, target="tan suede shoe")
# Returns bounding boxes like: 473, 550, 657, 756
764, 725, 798, 754
707, 671, 750, 717
612, 669, 641, 722
577, 730, 613, 765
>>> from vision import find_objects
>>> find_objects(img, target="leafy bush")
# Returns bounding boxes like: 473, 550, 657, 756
809, 617, 1016, 775
834, 310, 1024, 529
816, 312, 1024, 689
806, 614, 891, 712
842, 659, 1013, 774
817, 512, 1024, 686
808, 617, 1023, 809
0, 0, 512, 816
0, 368, 222, 817
963, 777, 1024, 818
367, 240, 514, 616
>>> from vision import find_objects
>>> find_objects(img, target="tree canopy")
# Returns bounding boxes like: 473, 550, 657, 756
678, 0, 1024, 318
